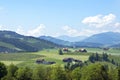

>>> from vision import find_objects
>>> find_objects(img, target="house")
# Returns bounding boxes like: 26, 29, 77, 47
36, 59, 56, 65
63, 48, 69, 52
63, 58, 74, 62
36, 59, 45, 64
63, 58, 82, 63
103, 48, 109, 51
79, 48, 87, 52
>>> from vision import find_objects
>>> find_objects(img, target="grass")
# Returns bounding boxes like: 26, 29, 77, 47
86, 48, 120, 55
0, 52, 44, 61
0, 48, 120, 67
0, 61, 23, 65
0, 52, 45, 67
32, 49, 89, 61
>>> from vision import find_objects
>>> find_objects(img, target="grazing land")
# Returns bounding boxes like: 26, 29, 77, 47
0, 48, 120, 67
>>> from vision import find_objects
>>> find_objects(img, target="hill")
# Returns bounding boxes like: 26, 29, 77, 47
110, 43, 120, 48
73, 42, 103, 48
39, 36, 71, 46
81, 32, 120, 46
0, 30, 60, 53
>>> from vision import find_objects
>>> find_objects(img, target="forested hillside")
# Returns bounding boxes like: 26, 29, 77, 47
0, 31, 60, 52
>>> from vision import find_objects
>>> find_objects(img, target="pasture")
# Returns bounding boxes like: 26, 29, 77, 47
0, 48, 120, 67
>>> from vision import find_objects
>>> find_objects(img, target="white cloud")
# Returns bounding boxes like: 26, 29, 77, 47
82, 14, 116, 28
62, 26, 78, 34
16, 24, 46, 37
16, 26, 26, 35
27, 24, 45, 37
62, 26, 81, 36
114, 22, 120, 27
61, 25, 117, 37
62, 25, 98, 36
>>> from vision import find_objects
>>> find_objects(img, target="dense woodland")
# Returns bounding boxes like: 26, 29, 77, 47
0, 62, 120, 80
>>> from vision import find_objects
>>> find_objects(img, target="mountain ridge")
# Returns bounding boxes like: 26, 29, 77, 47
0, 30, 61, 53
82, 32, 120, 45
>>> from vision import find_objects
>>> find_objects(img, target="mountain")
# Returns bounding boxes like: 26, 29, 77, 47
110, 43, 120, 48
57, 35, 87, 42
39, 36, 71, 46
0, 30, 60, 53
73, 42, 103, 48
82, 32, 120, 46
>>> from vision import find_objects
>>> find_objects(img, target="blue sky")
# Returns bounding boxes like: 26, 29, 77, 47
0, 0, 120, 37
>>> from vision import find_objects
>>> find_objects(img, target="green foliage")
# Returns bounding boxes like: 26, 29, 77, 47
108, 67, 118, 80
102, 53, 109, 61
2, 64, 18, 80
81, 63, 108, 80
72, 67, 81, 80
32, 65, 48, 80
0, 62, 7, 79
15, 67, 32, 80
64, 62, 84, 71
88, 52, 119, 66
50, 65, 67, 80
118, 67, 120, 80
7, 64, 18, 77
58, 49, 63, 55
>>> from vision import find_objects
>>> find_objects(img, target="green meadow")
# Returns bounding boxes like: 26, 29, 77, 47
0, 48, 120, 67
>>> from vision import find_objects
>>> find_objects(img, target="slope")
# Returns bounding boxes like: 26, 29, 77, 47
0, 30, 60, 52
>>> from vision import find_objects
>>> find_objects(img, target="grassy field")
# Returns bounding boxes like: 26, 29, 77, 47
0, 48, 120, 67
85, 48, 120, 55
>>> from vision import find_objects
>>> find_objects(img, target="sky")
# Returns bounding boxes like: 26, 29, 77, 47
0, 0, 120, 37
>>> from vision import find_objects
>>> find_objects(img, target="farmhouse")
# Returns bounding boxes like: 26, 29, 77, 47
63, 58, 82, 63
103, 48, 110, 51
36, 59, 56, 65
79, 48, 87, 52
63, 48, 69, 52
63, 58, 74, 62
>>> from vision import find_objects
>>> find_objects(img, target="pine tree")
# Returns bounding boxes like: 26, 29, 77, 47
58, 49, 63, 55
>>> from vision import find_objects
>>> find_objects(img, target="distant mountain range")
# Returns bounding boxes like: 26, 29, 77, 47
39, 32, 120, 48
57, 35, 87, 42
39, 36, 71, 46
0, 30, 120, 53
82, 32, 120, 45
0, 31, 61, 53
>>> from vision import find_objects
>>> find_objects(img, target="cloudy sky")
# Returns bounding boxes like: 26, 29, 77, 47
0, 0, 120, 37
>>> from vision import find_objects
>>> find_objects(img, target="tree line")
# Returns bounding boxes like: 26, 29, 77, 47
0, 62, 120, 80
89, 52, 119, 66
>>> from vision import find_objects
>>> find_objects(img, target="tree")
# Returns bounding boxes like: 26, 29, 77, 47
7, 64, 18, 77
2, 64, 18, 80
102, 53, 109, 61
95, 52, 100, 61
32, 65, 48, 80
118, 67, 120, 80
58, 49, 63, 55
15, 67, 32, 80
72, 67, 81, 80
89, 53, 95, 63
81, 63, 108, 80
50, 65, 67, 80
0, 62, 7, 79
108, 67, 118, 80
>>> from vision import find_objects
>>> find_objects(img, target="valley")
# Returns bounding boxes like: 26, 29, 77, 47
0, 48, 120, 67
